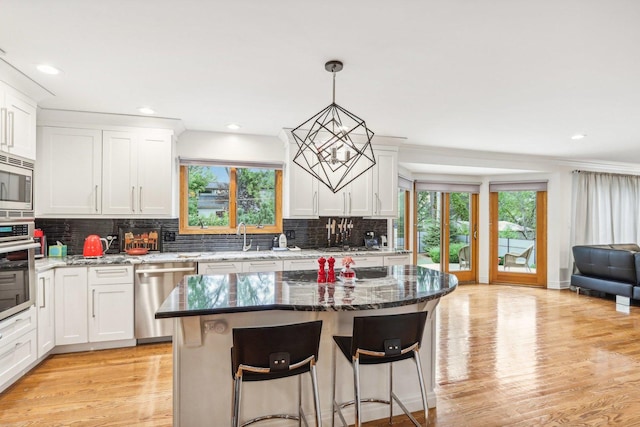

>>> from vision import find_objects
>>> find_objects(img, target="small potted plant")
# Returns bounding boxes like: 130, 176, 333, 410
340, 256, 356, 283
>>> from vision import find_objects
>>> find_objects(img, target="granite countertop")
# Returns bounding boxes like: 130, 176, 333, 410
155, 265, 457, 318
35, 248, 412, 272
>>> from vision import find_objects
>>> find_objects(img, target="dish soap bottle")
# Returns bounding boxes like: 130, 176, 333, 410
278, 233, 287, 249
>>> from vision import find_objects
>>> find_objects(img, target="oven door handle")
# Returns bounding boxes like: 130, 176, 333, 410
0, 241, 41, 254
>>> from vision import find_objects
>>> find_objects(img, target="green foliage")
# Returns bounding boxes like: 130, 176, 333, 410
428, 242, 467, 264
187, 166, 221, 226
498, 191, 537, 239
236, 169, 276, 225
421, 219, 441, 253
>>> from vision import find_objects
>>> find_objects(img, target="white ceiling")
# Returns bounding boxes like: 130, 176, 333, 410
2, 0, 640, 171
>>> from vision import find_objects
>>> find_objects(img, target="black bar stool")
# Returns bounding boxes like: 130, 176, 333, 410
331, 312, 429, 427
231, 320, 323, 427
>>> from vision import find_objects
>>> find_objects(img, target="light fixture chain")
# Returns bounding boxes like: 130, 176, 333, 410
332, 70, 336, 104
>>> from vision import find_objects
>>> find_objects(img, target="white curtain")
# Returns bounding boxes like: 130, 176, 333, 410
571, 171, 640, 246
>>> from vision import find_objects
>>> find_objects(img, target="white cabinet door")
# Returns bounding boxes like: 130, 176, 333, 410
0, 83, 37, 159
371, 150, 398, 218
137, 131, 173, 215
88, 266, 133, 342
54, 267, 88, 345
36, 127, 102, 215
36, 270, 55, 358
88, 283, 134, 342
102, 130, 137, 215
102, 130, 172, 216
198, 262, 243, 274
284, 145, 319, 218
317, 168, 373, 217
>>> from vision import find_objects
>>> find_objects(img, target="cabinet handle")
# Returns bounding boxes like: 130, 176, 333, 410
374, 193, 379, 214
131, 187, 135, 212
92, 289, 96, 318
313, 191, 318, 215
139, 186, 143, 212
40, 277, 45, 308
0, 108, 6, 145
349, 192, 352, 214
95, 185, 99, 212
7, 111, 14, 147
343, 193, 346, 215
95, 268, 129, 275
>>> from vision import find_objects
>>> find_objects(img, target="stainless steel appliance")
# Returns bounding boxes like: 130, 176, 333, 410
0, 154, 34, 215
134, 262, 196, 342
0, 221, 39, 322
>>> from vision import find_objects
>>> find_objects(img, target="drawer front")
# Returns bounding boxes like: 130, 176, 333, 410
0, 307, 36, 347
343, 257, 382, 268
242, 260, 283, 273
198, 262, 243, 275
89, 266, 133, 285
283, 259, 318, 271
383, 255, 411, 266
0, 328, 37, 387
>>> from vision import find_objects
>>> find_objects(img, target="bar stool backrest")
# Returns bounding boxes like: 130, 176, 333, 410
231, 320, 323, 379
351, 312, 428, 362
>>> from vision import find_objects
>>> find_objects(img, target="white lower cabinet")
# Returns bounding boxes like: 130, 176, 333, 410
0, 307, 37, 392
54, 267, 88, 345
37, 270, 55, 358
55, 266, 133, 346
88, 266, 134, 342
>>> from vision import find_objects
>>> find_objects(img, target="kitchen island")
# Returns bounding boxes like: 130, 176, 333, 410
156, 265, 457, 426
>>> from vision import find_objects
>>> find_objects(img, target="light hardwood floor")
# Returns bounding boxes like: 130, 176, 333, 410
3, 284, 640, 426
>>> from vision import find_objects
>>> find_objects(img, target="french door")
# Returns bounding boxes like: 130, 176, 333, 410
489, 182, 547, 286
415, 186, 479, 284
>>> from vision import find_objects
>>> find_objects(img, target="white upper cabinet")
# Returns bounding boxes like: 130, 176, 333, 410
370, 149, 398, 218
102, 130, 173, 216
37, 126, 174, 217
0, 82, 37, 160
284, 143, 319, 218
317, 164, 373, 217
37, 127, 102, 215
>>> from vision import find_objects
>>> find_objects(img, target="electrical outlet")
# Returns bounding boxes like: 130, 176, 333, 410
163, 231, 176, 242
285, 230, 295, 240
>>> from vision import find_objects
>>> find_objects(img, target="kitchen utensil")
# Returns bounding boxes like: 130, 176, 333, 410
126, 248, 149, 256
83, 234, 108, 258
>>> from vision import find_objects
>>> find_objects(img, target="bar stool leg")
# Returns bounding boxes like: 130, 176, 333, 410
310, 364, 322, 426
231, 376, 242, 427
414, 350, 429, 423
389, 363, 394, 423
353, 358, 362, 427
298, 375, 303, 427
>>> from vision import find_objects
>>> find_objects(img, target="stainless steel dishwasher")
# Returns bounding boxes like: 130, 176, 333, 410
134, 262, 197, 342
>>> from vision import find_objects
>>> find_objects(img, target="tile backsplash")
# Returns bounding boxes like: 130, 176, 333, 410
35, 218, 388, 256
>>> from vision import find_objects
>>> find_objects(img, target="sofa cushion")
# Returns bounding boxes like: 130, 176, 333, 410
572, 245, 638, 284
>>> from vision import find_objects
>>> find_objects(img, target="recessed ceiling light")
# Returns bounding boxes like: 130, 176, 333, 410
571, 134, 586, 140
227, 123, 241, 130
138, 107, 155, 115
37, 64, 60, 75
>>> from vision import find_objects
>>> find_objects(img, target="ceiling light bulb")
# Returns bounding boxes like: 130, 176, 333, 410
227, 123, 241, 130
37, 64, 60, 75
571, 134, 586, 140
138, 107, 155, 115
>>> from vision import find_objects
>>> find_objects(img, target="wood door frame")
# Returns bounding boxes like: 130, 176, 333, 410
489, 191, 547, 286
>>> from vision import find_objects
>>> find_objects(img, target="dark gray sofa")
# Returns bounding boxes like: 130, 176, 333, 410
571, 244, 640, 300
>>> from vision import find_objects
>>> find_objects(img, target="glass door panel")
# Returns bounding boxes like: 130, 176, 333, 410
416, 191, 442, 272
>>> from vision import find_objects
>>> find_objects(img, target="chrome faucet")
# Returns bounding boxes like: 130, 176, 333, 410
236, 222, 252, 251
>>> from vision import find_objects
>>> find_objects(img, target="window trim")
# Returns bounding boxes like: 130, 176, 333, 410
179, 165, 283, 235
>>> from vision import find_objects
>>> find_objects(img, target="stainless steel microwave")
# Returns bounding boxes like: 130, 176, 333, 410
0, 154, 33, 213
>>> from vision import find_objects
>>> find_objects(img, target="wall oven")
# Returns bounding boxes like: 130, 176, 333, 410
0, 221, 39, 322
0, 154, 34, 215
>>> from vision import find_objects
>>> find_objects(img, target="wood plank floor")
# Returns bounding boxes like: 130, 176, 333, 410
3, 284, 640, 426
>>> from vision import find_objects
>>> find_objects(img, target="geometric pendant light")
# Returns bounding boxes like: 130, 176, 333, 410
291, 60, 376, 193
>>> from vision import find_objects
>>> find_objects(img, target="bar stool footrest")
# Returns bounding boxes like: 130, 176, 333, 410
241, 412, 304, 427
